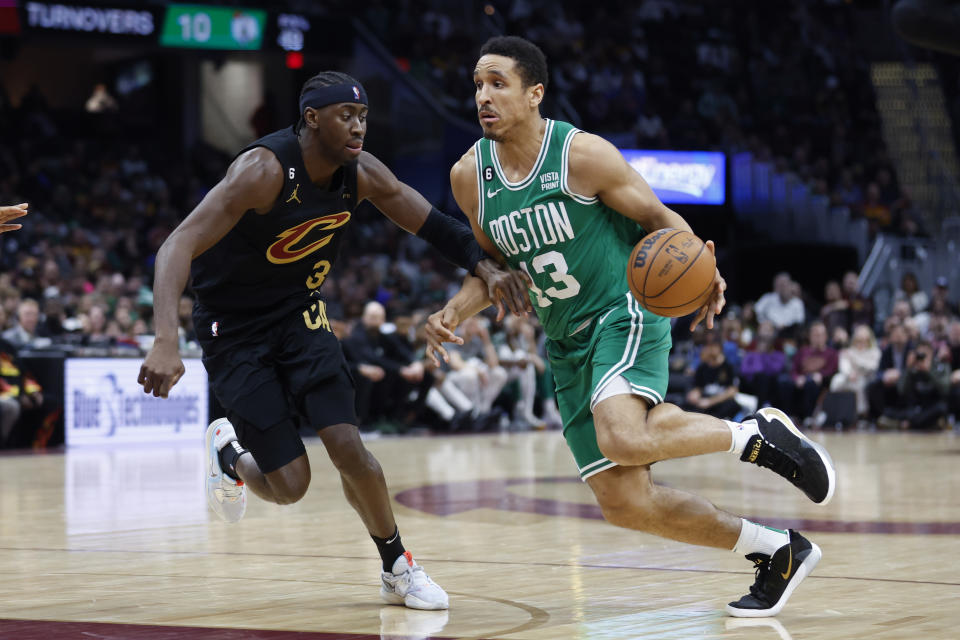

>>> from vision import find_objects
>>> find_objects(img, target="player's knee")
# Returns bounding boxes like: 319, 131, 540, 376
595, 413, 657, 465
268, 472, 310, 505
323, 426, 376, 475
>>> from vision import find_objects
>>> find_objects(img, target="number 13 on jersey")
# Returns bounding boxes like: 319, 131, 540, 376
519, 250, 581, 308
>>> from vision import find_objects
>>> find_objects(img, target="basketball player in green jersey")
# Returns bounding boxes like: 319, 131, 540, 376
425, 36, 837, 617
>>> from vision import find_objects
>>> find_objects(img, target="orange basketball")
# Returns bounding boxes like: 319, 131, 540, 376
627, 229, 716, 317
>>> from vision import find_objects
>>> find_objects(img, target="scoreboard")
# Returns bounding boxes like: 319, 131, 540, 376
13, 1, 318, 52
160, 4, 266, 50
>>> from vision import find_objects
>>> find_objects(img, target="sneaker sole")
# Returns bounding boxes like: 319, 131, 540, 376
380, 586, 449, 610
725, 542, 822, 618
758, 408, 837, 505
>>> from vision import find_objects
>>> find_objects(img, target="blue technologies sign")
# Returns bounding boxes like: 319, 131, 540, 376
66, 358, 208, 446
620, 150, 726, 205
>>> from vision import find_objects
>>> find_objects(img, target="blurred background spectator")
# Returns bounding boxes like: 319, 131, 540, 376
755, 273, 806, 339
829, 324, 881, 419
780, 321, 838, 426
685, 332, 744, 420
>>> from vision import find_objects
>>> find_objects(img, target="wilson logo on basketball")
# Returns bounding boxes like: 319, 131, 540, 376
632, 228, 672, 269
266, 212, 351, 264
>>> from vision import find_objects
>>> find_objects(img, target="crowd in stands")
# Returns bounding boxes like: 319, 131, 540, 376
671, 270, 960, 431
2, 85, 959, 446
367, 0, 928, 239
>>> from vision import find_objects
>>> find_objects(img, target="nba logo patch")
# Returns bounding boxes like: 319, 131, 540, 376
211, 321, 220, 337
352, 86, 360, 101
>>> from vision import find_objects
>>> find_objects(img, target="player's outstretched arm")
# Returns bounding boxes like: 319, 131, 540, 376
567, 134, 726, 330
0, 203, 28, 233
139, 148, 282, 398
423, 151, 537, 366
357, 151, 530, 317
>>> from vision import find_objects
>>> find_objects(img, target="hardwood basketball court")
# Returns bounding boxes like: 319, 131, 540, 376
1, 429, 957, 639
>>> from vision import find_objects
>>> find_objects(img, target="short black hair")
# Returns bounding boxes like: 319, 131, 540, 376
296, 70, 365, 133
479, 36, 548, 90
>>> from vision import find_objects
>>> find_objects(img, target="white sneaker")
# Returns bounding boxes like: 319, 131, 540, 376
380, 551, 449, 610
205, 418, 246, 523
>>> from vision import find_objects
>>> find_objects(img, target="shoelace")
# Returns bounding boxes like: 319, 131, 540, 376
747, 556, 772, 599
220, 480, 243, 502
752, 440, 803, 481
398, 565, 432, 591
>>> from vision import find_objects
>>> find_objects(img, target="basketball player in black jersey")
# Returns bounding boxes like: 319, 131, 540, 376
137, 72, 530, 611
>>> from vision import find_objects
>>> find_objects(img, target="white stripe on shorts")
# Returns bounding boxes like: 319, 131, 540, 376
630, 384, 664, 405
580, 459, 618, 480
590, 293, 643, 408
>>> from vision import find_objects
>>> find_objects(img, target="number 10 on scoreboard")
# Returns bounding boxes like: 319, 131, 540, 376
160, 4, 266, 50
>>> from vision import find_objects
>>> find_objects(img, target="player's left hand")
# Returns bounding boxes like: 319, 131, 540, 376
424, 306, 463, 367
474, 259, 532, 321
0, 203, 28, 234
690, 240, 726, 331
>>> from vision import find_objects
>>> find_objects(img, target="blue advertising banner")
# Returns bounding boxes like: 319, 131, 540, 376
66, 358, 208, 446
620, 149, 726, 205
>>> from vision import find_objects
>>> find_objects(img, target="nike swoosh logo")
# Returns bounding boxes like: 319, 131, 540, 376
597, 309, 615, 325
487, 187, 503, 198
780, 545, 793, 579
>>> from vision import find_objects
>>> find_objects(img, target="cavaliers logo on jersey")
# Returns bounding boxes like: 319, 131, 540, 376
266, 212, 351, 264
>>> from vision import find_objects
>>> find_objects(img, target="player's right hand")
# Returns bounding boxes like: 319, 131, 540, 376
0, 203, 28, 234
138, 340, 185, 398
475, 260, 532, 321
425, 307, 464, 367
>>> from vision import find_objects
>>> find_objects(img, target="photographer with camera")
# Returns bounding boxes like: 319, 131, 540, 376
877, 339, 951, 430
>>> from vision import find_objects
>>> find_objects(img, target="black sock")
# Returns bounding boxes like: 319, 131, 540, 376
371, 526, 405, 572
218, 440, 248, 481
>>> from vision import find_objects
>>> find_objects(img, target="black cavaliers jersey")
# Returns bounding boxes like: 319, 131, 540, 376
191, 126, 358, 329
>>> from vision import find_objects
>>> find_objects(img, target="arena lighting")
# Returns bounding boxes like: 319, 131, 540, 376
620, 149, 726, 205
285, 50, 302, 69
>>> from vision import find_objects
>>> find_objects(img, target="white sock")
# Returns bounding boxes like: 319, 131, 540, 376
733, 519, 790, 557
725, 419, 760, 455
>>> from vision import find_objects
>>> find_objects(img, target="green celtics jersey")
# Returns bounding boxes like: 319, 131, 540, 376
475, 119, 663, 340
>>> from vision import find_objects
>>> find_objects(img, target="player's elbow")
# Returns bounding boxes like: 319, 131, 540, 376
157, 225, 197, 260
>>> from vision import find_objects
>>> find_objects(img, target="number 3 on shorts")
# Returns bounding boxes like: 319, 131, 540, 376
519, 250, 581, 308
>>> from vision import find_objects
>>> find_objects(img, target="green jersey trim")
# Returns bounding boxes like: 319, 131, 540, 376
560, 127, 600, 205
491, 119, 556, 190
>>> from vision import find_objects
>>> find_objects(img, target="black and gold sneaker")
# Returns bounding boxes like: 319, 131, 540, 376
726, 529, 821, 617
740, 407, 837, 504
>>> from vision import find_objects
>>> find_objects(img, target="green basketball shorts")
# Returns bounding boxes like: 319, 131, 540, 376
545, 292, 671, 480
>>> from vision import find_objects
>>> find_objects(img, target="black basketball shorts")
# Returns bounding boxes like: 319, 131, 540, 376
195, 304, 357, 473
